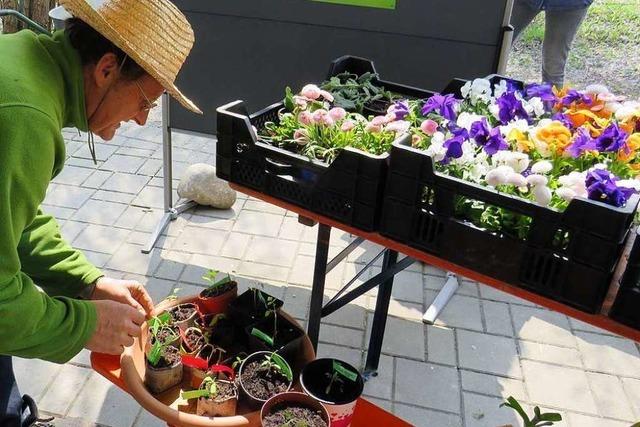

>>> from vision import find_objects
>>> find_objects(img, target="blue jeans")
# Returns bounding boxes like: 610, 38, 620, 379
511, 0, 590, 87
0, 356, 37, 427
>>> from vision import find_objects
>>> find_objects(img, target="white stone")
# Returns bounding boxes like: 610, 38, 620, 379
177, 163, 236, 209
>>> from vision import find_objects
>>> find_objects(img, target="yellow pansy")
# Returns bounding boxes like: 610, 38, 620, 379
536, 121, 572, 155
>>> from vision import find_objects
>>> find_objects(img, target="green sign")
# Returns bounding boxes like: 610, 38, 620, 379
312, 0, 396, 10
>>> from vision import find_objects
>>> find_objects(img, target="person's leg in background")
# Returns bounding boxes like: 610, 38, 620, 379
511, 0, 542, 41
542, 6, 590, 87
0, 356, 23, 427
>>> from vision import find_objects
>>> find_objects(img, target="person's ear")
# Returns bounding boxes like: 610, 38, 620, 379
93, 53, 120, 88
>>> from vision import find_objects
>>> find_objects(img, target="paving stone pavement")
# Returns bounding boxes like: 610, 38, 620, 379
11, 112, 640, 427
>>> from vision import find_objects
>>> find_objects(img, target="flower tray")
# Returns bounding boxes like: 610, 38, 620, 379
380, 133, 639, 313
120, 296, 315, 427
216, 56, 432, 231
610, 228, 640, 328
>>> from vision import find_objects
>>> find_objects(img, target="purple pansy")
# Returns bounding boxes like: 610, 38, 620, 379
388, 100, 410, 120
593, 123, 628, 153
566, 128, 593, 158
497, 92, 530, 124
585, 169, 636, 207
442, 126, 468, 162
561, 89, 592, 106
469, 118, 509, 155
552, 112, 574, 130
421, 94, 459, 121
525, 83, 557, 103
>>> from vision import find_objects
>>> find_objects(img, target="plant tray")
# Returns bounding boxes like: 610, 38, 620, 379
380, 131, 639, 313
610, 228, 640, 328
216, 55, 433, 231
120, 296, 315, 427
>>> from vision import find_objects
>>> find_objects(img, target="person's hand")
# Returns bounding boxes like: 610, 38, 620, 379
91, 277, 155, 317
84, 300, 146, 355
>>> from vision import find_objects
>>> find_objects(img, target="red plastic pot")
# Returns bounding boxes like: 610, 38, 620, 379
197, 281, 238, 315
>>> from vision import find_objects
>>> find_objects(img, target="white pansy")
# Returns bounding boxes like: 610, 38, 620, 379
452, 141, 477, 166
584, 84, 610, 95
527, 97, 546, 117
456, 112, 484, 131
526, 174, 548, 187
615, 103, 640, 121
493, 80, 508, 98
425, 133, 447, 162
556, 187, 577, 201
530, 160, 553, 174
492, 150, 530, 173
532, 185, 552, 206
558, 171, 585, 187
431, 131, 446, 145
489, 103, 501, 121
462, 78, 492, 105
500, 119, 530, 137
506, 172, 528, 187
485, 165, 514, 187
617, 179, 640, 191
460, 81, 473, 99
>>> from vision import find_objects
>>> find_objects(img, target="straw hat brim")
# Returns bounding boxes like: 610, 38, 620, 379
58, 1, 202, 114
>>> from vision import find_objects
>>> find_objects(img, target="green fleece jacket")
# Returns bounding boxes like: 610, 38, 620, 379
0, 30, 102, 363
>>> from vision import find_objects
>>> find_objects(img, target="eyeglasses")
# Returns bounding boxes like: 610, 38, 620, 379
134, 80, 158, 113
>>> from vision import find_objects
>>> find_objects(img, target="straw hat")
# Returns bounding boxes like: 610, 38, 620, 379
52, 0, 201, 114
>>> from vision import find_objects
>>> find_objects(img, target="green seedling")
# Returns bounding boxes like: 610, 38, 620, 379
201, 270, 232, 293
500, 396, 562, 427
181, 376, 219, 400
325, 360, 358, 395
259, 352, 293, 383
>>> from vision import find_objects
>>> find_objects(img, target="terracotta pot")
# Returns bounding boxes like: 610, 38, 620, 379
300, 358, 364, 427
197, 281, 238, 315
196, 380, 238, 418
260, 392, 330, 427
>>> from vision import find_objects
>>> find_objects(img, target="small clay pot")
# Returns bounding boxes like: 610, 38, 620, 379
197, 280, 238, 315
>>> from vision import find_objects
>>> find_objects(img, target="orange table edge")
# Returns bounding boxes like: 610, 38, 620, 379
230, 183, 640, 343
90, 353, 411, 427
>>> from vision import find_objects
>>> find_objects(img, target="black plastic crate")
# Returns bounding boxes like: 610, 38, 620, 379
381, 133, 639, 314
610, 229, 640, 329
216, 56, 433, 231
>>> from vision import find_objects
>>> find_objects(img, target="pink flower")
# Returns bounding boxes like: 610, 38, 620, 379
293, 95, 308, 109
366, 122, 382, 133
293, 129, 310, 145
319, 90, 335, 102
298, 111, 313, 126
300, 84, 321, 100
386, 120, 411, 134
371, 115, 389, 126
312, 109, 334, 126
328, 107, 347, 121
420, 119, 438, 135
341, 120, 356, 131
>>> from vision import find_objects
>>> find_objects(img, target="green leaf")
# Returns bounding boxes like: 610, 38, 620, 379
147, 341, 163, 366
270, 353, 293, 382
284, 86, 295, 111
181, 389, 210, 400
500, 396, 531, 424
538, 413, 562, 422
158, 312, 171, 324
251, 328, 274, 346
202, 269, 219, 283
333, 360, 358, 382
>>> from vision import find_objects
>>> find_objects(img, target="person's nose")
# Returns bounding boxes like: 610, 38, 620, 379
133, 109, 150, 126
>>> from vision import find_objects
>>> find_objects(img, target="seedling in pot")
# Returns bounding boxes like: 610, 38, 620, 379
168, 302, 199, 331
148, 312, 180, 356
250, 296, 279, 346
181, 375, 238, 417
325, 360, 358, 395
201, 270, 234, 298
145, 340, 183, 394
239, 351, 293, 407
261, 392, 330, 427
500, 396, 562, 427
197, 270, 239, 316
181, 327, 205, 355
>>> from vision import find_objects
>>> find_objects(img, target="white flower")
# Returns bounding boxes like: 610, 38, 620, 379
617, 179, 640, 191
615, 103, 640, 121
526, 174, 548, 187
462, 78, 492, 105
584, 84, 610, 96
386, 120, 411, 134
558, 171, 587, 197
533, 186, 552, 206
456, 112, 484, 131
492, 151, 530, 173
469, 158, 490, 183
451, 141, 477, 166
431, 131, 446, 145
489, 103, 501, 121
526, 97, 546, 117
493, 80, 508, 98
500, 119, 530, 137
531, 160, 553, 174
485, 165, 514, 187
425, 140, 447, 162
556, 187, 576, 201
506, 172, 528, 187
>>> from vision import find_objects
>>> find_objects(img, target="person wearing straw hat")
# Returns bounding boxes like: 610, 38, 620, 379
0, 0, 201, 424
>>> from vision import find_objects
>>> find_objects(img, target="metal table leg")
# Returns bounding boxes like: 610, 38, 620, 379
365, 249, 399, 375
307, 224, 331, 352
143, 93, 195, 254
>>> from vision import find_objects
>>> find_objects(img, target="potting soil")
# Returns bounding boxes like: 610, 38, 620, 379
240, 361, 290, 400
262, 406, 328, 427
